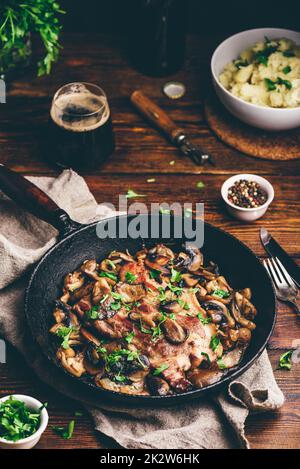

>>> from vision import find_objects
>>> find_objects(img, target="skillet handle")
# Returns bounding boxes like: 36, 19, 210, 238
0, 164, 81, 236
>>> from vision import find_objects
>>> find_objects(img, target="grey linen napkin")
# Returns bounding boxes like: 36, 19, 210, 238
0, 170, 284, 449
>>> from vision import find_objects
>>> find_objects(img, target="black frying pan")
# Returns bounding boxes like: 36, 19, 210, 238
0, 165, 276, 406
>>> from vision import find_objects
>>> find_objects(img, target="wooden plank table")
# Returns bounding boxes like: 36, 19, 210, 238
0, 33, 299, 449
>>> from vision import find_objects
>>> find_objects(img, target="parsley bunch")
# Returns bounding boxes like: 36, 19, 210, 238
0, 0, 65, 77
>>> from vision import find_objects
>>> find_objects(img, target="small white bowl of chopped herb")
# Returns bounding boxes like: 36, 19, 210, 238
221, 174, 274, 222
0, 395, 48, 449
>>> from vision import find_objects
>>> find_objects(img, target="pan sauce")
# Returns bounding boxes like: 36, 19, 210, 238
50, 244, 257, 396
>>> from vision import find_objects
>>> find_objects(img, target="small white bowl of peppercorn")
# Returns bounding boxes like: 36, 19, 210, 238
221, 174, 274, 222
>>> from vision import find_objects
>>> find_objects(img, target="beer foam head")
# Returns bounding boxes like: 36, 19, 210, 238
51, 83, 110, 132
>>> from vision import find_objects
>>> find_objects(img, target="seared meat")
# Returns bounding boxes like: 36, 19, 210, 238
50, 244, 257, 396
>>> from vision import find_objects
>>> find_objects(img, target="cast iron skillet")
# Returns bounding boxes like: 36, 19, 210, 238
0, 165, 276, 406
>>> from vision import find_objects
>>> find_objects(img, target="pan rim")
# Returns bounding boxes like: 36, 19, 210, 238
24, 214, 277, 404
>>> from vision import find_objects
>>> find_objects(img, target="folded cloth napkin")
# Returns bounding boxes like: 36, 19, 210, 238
0, 170, 284, 449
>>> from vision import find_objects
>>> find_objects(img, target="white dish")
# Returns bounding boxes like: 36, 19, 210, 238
0, 394, 48, 449
221, 174, 274, 222
211, 28, 300, 131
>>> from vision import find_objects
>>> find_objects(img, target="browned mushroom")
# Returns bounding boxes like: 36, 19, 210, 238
230, 298, 256, 330
235, 291, 257, 319
92, 278, 111, 304
184, 245, 203, 272
93, 319, 123, 339
145, 244, 174, 271
57, 349, 86, 377
116, 282, 145, 303
161, 301, 181, 314
161, 318, 189, 344
80, 327, 101, 346
187, 369, 223, 388
201, 300, 235, 328
84, 343, 105, 376
80, 259, 99, 280
237, 327, 252, 344
181, 273, 199, 287
64, 271, 85, 292
146, 374, 170, 396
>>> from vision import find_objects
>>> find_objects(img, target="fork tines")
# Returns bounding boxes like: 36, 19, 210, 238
263, 257, 297, 291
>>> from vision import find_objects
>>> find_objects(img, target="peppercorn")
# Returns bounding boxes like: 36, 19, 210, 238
227, 179, 267, 209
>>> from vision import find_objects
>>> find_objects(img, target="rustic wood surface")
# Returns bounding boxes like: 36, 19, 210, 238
0, 33, 299, 449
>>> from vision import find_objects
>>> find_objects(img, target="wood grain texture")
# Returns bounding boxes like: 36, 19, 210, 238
0, 33, 299, 450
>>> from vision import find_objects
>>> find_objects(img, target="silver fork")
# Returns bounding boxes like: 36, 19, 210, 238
263, 257, 300, 314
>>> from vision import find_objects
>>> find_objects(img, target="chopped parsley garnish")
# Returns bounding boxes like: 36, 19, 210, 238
201, 352, 211, 365
171, 268, 182, 283
153, 364, 169, 376
125, 331, 135, 344
125, 189, 145, 199
114, 373, 127, 382
55, 326, 75, 349
276, 77, 292, 90
85, 306, 100, 320
107, 259, 116, 270
0, 396, 45, 442
110, 301, 122, 311
282, 65, 291, 75
212, 289, 230, 299
264, 78, 277, 91
279, 350, 293, 370
196, 181, 205, 189
264, 77, 292, 92
150, 269, 161, 280
255, 43, 278, 66
53, 420, 75, 440
210, 335, 220, 352
99, 271, 117, 282
197, 313, 212, 325
167, 283, 183, 296
217, 358, 227, 370
125, 271, 137, 283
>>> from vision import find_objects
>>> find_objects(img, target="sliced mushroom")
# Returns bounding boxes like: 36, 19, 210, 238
93, 319, 123, 339
187, 369, 223, 388
145, 244, 174, 271
70, 282, 93, 302
99, 258, 117, 274
64, 271, 85, 292
146, 374, 170, 396
161, 301, 181, 314
108, 251, 134, 263
184, 245, 203, 272
80, 327, 101, 346
181, 273, 199, 287
240, 287, 252, 300
116, 282, 145, 303
201, 300, 235, 328
93, 278, 111, 304
84, 343, 105, 376
230, 299, 256, 330
53, 308, 65, 324
173, 252, 190, 270
161, 318, 189, 345
128, 369, 149, 383
81, 259, 99, 280
237, 327, 252, 344
57, 349, 86, 378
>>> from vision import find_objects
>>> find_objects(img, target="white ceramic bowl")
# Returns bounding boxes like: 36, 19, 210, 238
0, 395, 48, 449
221, 174, 274, 222
211, 28, 300, 131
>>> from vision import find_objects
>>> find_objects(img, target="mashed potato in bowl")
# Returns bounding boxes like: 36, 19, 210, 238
219, 37, 300, 108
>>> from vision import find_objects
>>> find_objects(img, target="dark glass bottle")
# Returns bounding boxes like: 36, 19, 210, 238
129, 0, 188, 77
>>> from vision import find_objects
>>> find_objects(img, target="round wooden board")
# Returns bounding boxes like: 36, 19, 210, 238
204, 95, 300, 160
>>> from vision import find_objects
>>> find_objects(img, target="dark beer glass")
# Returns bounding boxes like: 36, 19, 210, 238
48, 82, 115, 170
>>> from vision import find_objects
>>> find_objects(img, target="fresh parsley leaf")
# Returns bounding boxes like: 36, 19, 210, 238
279, 350, 293, 370
52, 420, 75, 440
125, 271, 137, 283
264, 78, 277, 91
197, 313, 212, 324
212, 289, 230, 299
126, 189, 145, 199
201, 352, 211, 365
125, 331, 135, 344
282, 65, 291, 75
217, 358, 227, 370
110, 301, 122, 311
210, 335, 220, 352
153, 364, 169, 376
99, 271, 117, 282
255, 44, 278, 66
85, 306, 100, 320
277, 77, 292, 90
55, 326, 74, 349
150, 269, 161, 280
171, 268, 182, 283
107, 259, 116, 270
196, 181, 205, 189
